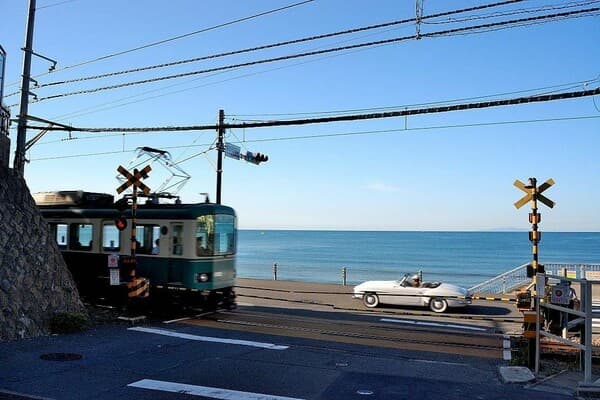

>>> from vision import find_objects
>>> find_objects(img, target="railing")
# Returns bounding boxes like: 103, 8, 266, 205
468, 263, 600, 294
468, 263, 530, 294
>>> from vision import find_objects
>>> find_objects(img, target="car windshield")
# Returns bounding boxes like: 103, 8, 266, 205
398, 273, 411, 285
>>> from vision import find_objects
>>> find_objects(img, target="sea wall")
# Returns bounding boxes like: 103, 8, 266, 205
0, 165, 85, 341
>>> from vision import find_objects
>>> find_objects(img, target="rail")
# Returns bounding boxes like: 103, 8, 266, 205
468, 263, 600, 294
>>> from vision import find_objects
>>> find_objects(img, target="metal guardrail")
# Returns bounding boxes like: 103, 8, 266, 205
468, 263, 529, 294
468, 263, 600, 294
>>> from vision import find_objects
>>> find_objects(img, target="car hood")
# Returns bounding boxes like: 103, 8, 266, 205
354, 280, 468, 296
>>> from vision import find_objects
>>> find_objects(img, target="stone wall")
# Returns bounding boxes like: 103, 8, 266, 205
0, 165, 85, 341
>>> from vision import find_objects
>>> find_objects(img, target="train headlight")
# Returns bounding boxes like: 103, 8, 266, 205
197, 273, 210, 283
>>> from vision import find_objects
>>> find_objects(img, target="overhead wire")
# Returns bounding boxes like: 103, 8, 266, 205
36, 0, 82, 10
423, 0, 600, 24
23, 86, 600, 133
45, 29, 407, 122
31, 7, 600, 103
32, 75, 600, 145
228, 75, 600, 119
28, 114, 600, 161
33, 0, 527, 89
4, 0, 315, 88
443, 10, 600, 36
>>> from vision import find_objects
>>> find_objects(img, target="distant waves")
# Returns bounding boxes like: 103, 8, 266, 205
236, 230, 600, 287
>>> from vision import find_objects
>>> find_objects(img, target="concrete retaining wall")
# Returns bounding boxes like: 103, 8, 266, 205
0, 165, 85, 341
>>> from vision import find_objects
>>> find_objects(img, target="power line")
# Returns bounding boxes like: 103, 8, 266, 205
228, 76, 600, 119
423, 0, 600, 25
36, 0, 82, 10
32, 7, 600, 102
34, 0, 526, 89
24, 86, 600, 133
28, 114, 600, 161
5, 0, 315, 88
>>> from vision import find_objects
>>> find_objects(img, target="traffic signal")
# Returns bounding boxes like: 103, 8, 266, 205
115, 216, 128, 231
255, 153, 268, 163
245, 151, 269, 165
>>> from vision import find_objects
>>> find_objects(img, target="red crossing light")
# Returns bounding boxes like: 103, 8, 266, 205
115, 216, 127, 231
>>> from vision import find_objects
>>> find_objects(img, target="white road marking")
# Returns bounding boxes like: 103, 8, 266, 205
380, 318, 488, 332
163, 316, 192, 324
128, 326, 288, 350
503, 335, 512, 361
413, 359, 468, 367
128, 379, 305, 400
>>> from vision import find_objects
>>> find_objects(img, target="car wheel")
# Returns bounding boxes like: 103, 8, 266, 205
363, 293, 379, 308
429, 298, 448, 313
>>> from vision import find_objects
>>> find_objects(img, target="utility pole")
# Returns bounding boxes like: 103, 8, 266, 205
216, 109, 224, 204
14, 0, 37, 175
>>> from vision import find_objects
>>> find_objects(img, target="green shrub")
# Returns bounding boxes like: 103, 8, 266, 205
48, 312, 90, 334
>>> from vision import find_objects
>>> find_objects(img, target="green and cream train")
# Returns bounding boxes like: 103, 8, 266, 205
34, 191, 237, 309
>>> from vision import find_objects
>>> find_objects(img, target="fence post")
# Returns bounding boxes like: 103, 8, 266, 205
502, 276, 506, 294
273, 263, 278, 281
584, 279, 592, 383
342, 267, 347, 286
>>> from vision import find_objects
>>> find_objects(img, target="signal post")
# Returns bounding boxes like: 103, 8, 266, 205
514, 177, 555, 369
116, 165, 152, 300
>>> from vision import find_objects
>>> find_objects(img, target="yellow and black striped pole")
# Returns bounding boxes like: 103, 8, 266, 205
528, 177, 542, 279
514, 177, 555, 279
129, 171, 138, 280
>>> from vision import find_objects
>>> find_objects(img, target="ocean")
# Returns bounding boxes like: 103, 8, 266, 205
236, 230, 600, 288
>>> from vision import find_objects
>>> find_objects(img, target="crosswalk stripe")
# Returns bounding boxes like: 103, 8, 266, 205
128, 379, 304, 400
128, 326, 288, 350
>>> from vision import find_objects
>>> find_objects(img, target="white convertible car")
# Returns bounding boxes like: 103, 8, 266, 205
353, 272, 471, 313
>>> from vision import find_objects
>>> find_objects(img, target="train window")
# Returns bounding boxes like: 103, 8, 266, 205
135, 224, 160, 255
172, 224, 183, 256
195, 214, 235, 256
214, 214, 235, 255
70, 224, 93, 251
49, 223, 68, 249
195, 216, 213, 256
102, 224, 120, 252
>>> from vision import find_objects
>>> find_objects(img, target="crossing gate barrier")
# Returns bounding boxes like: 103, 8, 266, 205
522, 310, 544, 339
128, 277, 150, 298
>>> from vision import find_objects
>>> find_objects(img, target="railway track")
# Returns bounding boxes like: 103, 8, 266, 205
184, 309, 508, 359
235, 285, 523, 324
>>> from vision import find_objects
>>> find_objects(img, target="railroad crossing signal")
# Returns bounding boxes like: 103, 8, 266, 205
116, 165, 152, 195
115, 164, 152, 284
514, 178, 555, 209
115, 216, 127, 231
514, 177, 555, 279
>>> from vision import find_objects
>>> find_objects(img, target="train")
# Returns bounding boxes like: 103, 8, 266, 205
34, 190, 237, 309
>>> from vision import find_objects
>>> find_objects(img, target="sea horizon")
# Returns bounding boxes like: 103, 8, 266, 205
235, 230, 600, 288
239, 228, 600, 233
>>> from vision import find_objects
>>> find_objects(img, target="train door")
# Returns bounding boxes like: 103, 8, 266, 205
167, 223, 184, 283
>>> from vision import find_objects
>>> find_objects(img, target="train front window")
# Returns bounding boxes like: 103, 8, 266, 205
214, 214, 235, 255
70, 224, 93, 251
196, 214, 235, 257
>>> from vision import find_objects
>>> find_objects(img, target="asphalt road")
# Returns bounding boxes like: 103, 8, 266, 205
0, 304, 579, 400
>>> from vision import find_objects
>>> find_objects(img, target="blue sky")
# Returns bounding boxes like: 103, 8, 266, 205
1, 0, 599, 231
